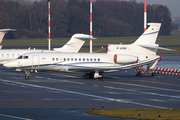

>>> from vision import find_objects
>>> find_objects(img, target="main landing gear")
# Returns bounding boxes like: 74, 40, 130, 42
24, 70, 38, 79
84, 72, 104, 79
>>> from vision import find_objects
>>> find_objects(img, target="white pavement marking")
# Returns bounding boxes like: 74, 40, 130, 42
105, 81, 180, 93
106, 76, 125, 79
35, 76, 85, 84
0, 113, 33, 120
54, 74, 82, 78
0, 79, 169, 109
138, 80, 180, 87
28, 77, 180, 100
104, 86, 180, 99
46, 79, 180, 100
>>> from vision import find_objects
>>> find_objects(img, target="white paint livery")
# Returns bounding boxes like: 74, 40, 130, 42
0, 29, 16, 49
0, 33, 94, 64
4, 23, 167, 79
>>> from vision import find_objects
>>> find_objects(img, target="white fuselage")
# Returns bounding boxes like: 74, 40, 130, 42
0, 49, 54, 64
0, 33, 93, 64
4, 52, 160, 73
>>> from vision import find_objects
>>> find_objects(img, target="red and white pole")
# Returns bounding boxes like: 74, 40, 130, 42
90, 0, 92, 53
144, 0, 147, 32
48, 0, 51, 50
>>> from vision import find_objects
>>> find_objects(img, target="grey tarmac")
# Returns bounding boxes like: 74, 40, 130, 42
0, 54, 179, 119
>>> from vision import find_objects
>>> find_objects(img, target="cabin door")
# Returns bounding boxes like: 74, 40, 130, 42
32, 55, 39, 69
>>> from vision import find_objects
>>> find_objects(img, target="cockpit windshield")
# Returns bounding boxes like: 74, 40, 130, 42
17, 55, 29, 59
17, 56, 23, 59
23, 56, 29, 59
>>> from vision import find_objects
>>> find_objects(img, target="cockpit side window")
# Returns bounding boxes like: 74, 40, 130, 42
17, 56, 23, 59
23, 56, 29, 59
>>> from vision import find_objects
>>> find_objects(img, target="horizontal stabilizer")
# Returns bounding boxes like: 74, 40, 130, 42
138, 44, 175, 51
75, 36, 96, 40
0, 29, 17, 32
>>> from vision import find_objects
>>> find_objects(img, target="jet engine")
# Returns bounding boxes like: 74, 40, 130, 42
113, 54, 138, 64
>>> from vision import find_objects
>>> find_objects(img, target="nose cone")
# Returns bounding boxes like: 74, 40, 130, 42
3, 61, 17, 68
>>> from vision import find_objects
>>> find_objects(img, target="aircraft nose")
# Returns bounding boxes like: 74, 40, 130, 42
3, 61, 17, 68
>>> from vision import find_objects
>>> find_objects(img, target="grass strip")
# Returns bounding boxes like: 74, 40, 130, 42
84, 108, 180, 120
2, 32, 180, 47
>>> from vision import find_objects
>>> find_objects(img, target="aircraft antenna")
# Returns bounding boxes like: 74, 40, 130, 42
48, 0, 51, 50
90, 0, 92, 53
144, 0, 147, 32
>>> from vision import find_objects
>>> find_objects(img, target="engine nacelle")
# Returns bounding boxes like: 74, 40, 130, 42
114, 54, 138, 64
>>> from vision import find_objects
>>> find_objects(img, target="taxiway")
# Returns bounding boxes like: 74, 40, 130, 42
0, 54, 179, 119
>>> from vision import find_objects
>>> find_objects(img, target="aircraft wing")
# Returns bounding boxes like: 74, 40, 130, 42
67, 57, 159, 73
68, 66, 122, 73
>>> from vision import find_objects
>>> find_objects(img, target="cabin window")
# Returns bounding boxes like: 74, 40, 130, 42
83, 58, 85, 61
87, 58, 89, 61
71, 58, 73, 61
75, 58, 77, 61
17, 56, 23, 59
2, 54, 4, 57
23, 56, 29, 59
98, 58, 100, 61
79, 58, 81, 61
94, 58, 96, 61
67, 58, 70, 61
52, 58, 55, 61
64, 58, 66, 61
56, 58, 58, 61
90, 58, 93, 61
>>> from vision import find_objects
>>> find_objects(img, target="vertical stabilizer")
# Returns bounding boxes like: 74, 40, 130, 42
0, 29, 16, 49
134, 23, 161, 45
53, 33, 96, 53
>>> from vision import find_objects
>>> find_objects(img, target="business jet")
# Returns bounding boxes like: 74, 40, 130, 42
0, 33, 95, 64
4, 23, 172, 79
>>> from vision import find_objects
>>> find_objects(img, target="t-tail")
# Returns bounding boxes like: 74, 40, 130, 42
107, 23, 174, 55
54, 33, 96, 53
0, 29, 16, 49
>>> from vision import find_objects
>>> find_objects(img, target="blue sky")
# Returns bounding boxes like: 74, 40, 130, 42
126, 0, 180, 17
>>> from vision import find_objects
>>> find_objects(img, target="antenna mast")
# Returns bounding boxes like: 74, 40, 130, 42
90, 0, 92, 53
48, 0, 51, 50
144, 0, 147, 32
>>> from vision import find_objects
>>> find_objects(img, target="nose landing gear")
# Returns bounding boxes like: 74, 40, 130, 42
24, 70, 30, 79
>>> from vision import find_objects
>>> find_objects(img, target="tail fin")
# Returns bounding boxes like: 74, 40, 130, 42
134, 23, 161, 45
134, 23, 174, 52
132, 23, 174, 55
54, 33, 96, 53
0, 29, 16, 49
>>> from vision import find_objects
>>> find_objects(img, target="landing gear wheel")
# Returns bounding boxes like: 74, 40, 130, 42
89, 73, 94, 79
136, 71, 141, 76
24, 70, 30, 79
24, 76, 29, 79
